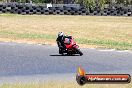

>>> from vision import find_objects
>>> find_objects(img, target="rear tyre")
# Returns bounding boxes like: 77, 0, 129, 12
59, 48, 63, 55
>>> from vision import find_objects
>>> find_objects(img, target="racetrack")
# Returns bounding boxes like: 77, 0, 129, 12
0, 42, 132, 83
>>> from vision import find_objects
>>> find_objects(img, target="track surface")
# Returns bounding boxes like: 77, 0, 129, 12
0, 42, 132, 83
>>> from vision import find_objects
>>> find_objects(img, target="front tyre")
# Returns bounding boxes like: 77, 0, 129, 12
75, 48, 83, 56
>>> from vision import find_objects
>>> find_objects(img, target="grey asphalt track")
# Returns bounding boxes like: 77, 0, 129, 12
0, 42, 132, 83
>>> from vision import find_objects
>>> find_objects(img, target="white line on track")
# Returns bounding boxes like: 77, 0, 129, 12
98, 49, 132, 53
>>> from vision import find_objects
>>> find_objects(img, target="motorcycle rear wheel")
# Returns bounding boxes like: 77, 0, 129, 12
59, 48, 64, 55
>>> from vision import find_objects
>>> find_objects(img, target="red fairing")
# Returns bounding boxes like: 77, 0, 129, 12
65, 39, 77, 49
73, 45, 79, 49
59, 36, 83, 56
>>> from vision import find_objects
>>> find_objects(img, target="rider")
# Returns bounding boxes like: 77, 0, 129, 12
56, 32, 72, 54
56, 32, 65, 49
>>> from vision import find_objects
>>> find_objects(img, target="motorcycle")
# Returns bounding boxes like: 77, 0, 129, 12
58, 36, 83, 56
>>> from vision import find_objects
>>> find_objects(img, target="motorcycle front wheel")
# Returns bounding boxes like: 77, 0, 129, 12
75, 48, 83, 56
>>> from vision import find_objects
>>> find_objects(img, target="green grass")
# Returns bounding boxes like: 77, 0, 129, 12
0, 30, 56, 39
75, 38, 132, 50
0, 30, 132, 50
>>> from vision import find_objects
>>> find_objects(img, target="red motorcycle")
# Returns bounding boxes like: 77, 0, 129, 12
58, 36, 83, 56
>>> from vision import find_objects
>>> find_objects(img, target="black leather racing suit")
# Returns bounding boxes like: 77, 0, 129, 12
56, 36, 65, 48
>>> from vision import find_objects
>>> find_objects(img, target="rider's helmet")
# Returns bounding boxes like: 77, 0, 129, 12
58, 32, 64, 37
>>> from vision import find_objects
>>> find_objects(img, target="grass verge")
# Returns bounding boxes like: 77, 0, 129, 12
0, 30, 132, 50
1, 81, 132, 88
0, 14, 132, 50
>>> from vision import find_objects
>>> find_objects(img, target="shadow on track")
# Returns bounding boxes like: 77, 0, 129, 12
50, 54, 81, 56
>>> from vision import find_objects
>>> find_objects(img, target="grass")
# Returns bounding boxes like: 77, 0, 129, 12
0, 14, 132, 50
0, 81, 132, 88
0, 30, 56, 39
